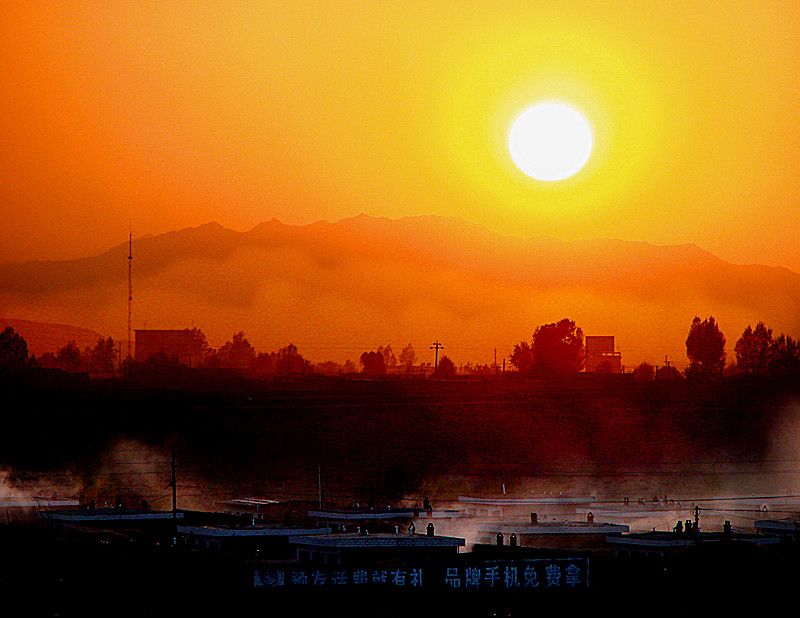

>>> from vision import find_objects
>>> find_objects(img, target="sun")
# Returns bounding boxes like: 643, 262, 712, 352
508, 103, 593, 181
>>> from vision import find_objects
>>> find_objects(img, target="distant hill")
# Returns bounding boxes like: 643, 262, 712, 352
1, 215, 798, 367
0, 318, 106, 357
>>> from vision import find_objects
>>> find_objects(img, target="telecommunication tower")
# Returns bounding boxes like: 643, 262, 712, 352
127, 232, 133, 361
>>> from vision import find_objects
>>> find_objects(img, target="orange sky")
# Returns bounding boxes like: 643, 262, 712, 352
2, 1, 800, 272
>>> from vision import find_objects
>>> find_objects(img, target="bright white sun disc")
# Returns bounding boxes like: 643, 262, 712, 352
509, 103, 592, 181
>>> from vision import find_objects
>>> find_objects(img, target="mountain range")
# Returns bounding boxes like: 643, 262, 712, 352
2, 214, 798, 368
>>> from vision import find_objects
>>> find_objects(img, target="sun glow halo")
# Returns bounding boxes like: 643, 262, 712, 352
509, 103, 592, 181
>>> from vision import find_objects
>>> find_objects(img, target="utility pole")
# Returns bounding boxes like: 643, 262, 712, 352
170, 450, 178, 529
318, 464, 325, 508
430, 341, 443, 376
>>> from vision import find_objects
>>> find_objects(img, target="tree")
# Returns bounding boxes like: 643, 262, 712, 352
633, 361, 655, 384
509, 341, 534, 374
436, 355, 457, 378
188, 328, 210, 366
768, 334, 800, 376
399, 344, 416, 374
510, 319, 584, 377
275, 343, 310, 375
685, 316, 726, 377
218, 331, 256, 370
0, 326, 29, 372
360, 351, 386, 375
377, 345, 397, 369
734, 322, 773, 375
88, 337, 117, 375
56, 340, 83, 372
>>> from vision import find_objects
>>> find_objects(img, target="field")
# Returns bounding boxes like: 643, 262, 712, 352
3, 372, 798, 511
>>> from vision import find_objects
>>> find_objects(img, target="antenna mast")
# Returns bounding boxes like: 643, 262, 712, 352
127, 232, 133, 361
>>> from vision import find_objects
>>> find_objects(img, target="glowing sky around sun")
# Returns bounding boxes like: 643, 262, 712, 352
2, 1, 800, 271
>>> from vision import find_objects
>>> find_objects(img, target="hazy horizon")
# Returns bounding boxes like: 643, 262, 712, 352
3, 214, 799, 369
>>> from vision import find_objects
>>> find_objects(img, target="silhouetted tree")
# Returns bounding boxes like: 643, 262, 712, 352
360, 351, 387, 375
88, 336, 117, 375
633, 361, 655, 383
56, 340, 83, 372
768, 334, 800, 376
509, 341, 534, 374
188, 328, 211, 366
378, 345, 397, 369
734, 322, 773, 375
249, 350, 276, 374
399, 344, 416, 374
685, 316, 726, 377
0, 326, 29, 372
218, 331, 256, 370
437, 355, 456, 378
275, 343, 310, 375
511, 319, 584, 377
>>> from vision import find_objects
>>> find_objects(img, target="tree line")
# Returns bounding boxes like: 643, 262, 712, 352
1, 315, 798, 381
507, 316, 800, 381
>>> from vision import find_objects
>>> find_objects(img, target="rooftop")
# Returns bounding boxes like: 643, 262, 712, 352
480, 521, 629, 535
606, 530, 783, 549
458, 495, 595, 506
289, 532, 465, 549
178, 524, 331, 538
1, 497, 80, 509
41, 509, 181, 522
308, 507, 416, 521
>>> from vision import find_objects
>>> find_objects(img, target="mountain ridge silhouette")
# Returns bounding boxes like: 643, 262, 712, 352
2, 214, 797, 365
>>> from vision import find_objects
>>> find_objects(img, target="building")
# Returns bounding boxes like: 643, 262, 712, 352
289, 529, 465, 566
2, 497, 79, 525
178, 522, 332, 558
584, 336, 622, 373
134, 329, 206, 366
606, 525, 782, 559
457, 495, 595, 519
476, 516, 629, 552
754, 517, 800, 540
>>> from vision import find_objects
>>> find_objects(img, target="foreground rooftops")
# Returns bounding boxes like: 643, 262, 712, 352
606, 529, 783, 552
178, 524, 330, 538
41, 509, 181, 523
2, 497, 80, 509
754, 518, 800, 535
289, 532, 465, 549
308, 507, 416, 521
458, 496, 595, 506
480, 521, 629, 535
